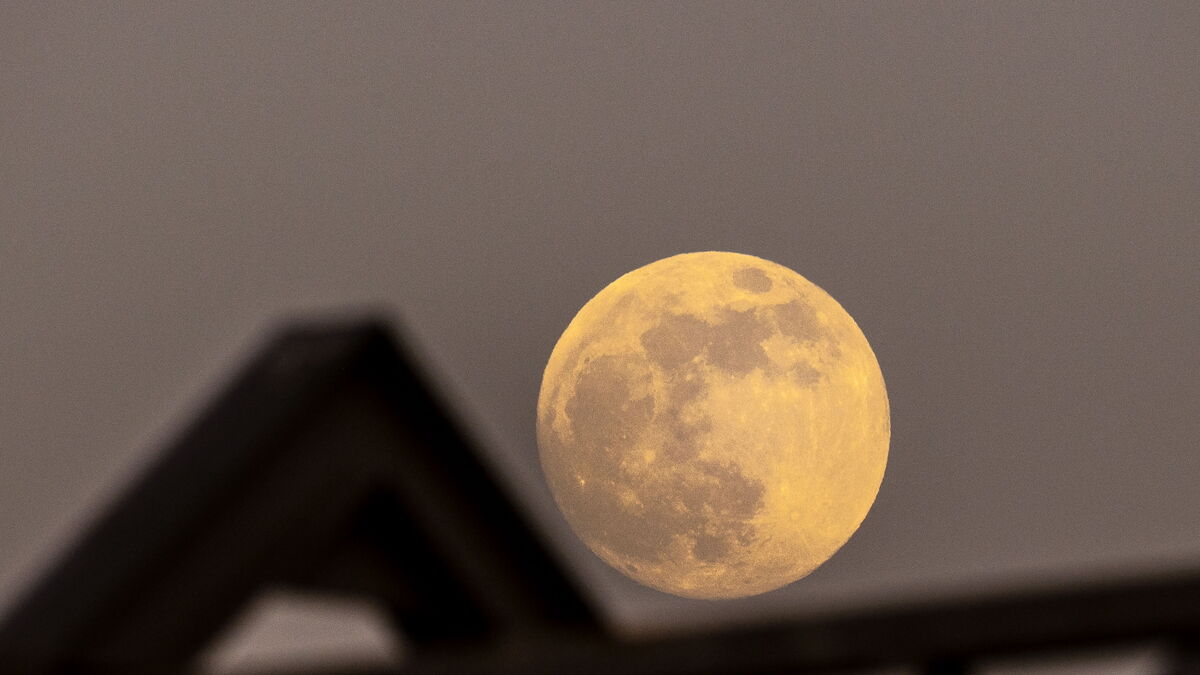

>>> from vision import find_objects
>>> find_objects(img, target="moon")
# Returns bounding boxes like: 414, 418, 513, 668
537, 251, 889, 599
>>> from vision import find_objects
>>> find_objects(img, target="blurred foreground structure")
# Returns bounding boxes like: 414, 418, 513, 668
1, 319, 1199, 674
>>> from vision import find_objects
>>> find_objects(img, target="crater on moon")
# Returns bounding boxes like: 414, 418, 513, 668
732, 266, 773, 293
537, 252, 889, 599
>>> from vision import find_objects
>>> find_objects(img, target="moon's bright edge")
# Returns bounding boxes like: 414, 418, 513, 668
537, 252, 889, 599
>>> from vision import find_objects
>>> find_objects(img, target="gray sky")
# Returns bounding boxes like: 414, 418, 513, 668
2, 1, 1198, 641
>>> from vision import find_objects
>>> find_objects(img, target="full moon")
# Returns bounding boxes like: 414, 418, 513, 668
537, 252, 889, 599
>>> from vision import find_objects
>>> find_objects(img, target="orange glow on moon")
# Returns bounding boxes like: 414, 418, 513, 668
536, 252, 889, 599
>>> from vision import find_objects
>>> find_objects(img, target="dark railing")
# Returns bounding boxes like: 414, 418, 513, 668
1, 319, 1196, 674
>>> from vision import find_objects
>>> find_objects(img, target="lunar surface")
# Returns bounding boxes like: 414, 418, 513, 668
537, 252, 889, 599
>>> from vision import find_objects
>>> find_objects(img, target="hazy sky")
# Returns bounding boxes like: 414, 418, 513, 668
2, 1, 1198, 639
